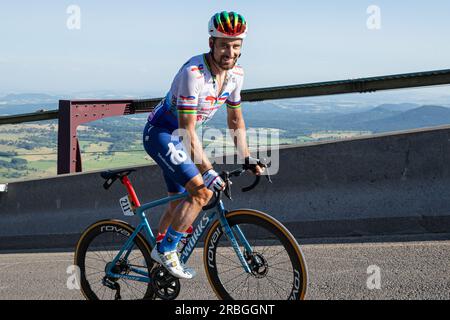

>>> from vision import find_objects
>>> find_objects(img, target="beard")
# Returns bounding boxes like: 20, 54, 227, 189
215, 54, 239, 70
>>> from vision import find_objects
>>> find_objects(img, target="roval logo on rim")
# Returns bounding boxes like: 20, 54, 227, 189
289, 269, 302, 300
100, 225, 131, 237
207, 226, 222, 268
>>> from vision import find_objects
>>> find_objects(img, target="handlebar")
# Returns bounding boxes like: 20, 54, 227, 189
202, 160, 273, 211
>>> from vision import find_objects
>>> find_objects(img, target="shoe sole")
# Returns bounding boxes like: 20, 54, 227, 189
151, 249, 193, 279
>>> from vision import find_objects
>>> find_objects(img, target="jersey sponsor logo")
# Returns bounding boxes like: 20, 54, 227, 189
179, 95, 196, 101
179, 95, 197, 106
220, 92, 230, 99
205, 96, 216, 106
191, 64, 205, 79
190, 64, 204, 72
166, 142, 188, 165
205, 93, 230, 106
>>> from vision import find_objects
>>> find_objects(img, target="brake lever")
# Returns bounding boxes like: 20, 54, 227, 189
258, 158, 273, 184
264, 167, 273, 184
224, 180, 232, 200
220, 171, 233, 201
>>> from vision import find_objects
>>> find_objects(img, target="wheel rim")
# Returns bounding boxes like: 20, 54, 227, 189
204, 211, 307, 300
75, 221, 154, 300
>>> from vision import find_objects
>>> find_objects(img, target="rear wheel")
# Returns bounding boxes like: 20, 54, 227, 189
204, 210, 308, 300
74, 220, 155, 300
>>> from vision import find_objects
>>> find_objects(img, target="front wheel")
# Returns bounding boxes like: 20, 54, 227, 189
74, 219, 155, 300
204, 210, 308, 300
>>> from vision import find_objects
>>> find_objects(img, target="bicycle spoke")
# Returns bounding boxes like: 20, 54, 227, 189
122, 280, 142, 300
84, 264, 104, 272
87, 279, 105, 290
265, 273, 293, 286
101, 243, 113, 262
228, 273, 250, 296
269, 258, 292, 268
91, 250, 108, 263
215, 250, 241, 267
232, 272, 249, 299
221, 270, 248, 287
264, 275, 286, 300
101, 285, 107, 300
85, 255, 108, 264
215, 259, 243, 269
86, 270, 105, 277
264, 248, 287, 262
123, 278, 147, 295
268, 265, 294, 275
217, 265, 243, 275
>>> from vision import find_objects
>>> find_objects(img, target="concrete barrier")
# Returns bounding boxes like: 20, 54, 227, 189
1, 125, 450, 250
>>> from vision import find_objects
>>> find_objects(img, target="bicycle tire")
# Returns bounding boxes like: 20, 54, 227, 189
74, 219, 155, 300
203, 209, 308, 300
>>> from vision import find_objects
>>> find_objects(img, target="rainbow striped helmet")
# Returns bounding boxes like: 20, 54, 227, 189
208, 11, 248, 39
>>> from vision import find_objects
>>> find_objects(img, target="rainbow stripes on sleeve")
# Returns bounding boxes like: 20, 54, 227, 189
226, 100, 241, 109
177, 105, 197, 115
177, 95, 198, 114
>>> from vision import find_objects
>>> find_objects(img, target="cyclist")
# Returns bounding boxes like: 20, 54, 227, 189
143, 11, 264, 279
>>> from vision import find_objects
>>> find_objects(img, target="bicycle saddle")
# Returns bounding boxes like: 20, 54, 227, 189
100, 169, 136, 181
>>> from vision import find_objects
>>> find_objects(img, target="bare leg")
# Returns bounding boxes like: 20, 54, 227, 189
158, 193, 183, 234
152, 174, 211, 279
170, 174, 213, 232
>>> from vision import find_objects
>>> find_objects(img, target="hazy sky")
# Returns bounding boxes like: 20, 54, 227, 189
0, 1, 449, 96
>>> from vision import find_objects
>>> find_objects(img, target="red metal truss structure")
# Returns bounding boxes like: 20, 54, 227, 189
57, 99, 157, 174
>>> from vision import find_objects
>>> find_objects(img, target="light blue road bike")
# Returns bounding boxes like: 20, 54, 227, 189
74, 164, 307, 300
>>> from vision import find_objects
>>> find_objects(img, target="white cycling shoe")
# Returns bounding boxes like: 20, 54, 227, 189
181, 264, 197, 278
151, 247, 195, 279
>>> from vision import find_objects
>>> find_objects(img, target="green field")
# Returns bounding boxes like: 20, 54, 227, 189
0, 123, 370, 182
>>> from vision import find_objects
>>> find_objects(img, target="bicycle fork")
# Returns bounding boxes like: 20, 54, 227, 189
217, 203, 253, 274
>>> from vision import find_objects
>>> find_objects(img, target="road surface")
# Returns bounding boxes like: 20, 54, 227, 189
0, 234, 449, 300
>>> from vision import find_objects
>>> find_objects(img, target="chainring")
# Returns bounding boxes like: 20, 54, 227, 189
150, 265, 181, 300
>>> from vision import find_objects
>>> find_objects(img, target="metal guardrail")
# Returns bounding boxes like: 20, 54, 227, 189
1, 68, 450, 126
0, 110, 59, 125
241, 68, 450, 101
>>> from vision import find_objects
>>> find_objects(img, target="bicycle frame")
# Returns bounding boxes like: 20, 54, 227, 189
104, 177, 254, 283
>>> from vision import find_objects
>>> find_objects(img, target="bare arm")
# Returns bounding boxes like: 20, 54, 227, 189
227, 107, 264, 175
226, 107, 250, 160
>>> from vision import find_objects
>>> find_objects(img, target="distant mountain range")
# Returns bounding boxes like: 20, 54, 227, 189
355, 105, 450, 132
2, 94, 450, 135
209, 102, 450, 134
0, 92, 152, 116
0, 92, 157, 110
0, 93, 59, 105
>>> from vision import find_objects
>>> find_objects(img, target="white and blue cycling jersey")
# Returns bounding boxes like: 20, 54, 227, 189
147, 53, 244, 132
143, 53, 245, 193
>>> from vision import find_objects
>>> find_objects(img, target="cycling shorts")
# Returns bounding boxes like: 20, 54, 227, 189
143, 121, 199, 193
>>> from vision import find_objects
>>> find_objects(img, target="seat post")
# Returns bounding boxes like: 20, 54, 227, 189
121, 176, 141, 208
